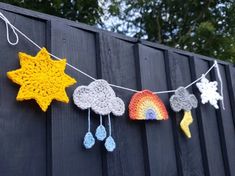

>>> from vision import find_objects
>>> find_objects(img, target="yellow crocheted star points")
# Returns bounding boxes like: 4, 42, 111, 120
7, 48, 76, 112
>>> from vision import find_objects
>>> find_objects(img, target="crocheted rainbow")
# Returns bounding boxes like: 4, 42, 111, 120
129, 90, 168, 120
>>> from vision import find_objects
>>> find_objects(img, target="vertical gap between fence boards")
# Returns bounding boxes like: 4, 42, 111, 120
46, 20, 52, 176
164, 50, 183, 176
133, 44, 151, 176
210, 62, 231, 176
189, 56, 210, 176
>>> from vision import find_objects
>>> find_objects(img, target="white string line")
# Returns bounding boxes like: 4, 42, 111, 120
0, 12, 18, 45
108, 114, 112, 136
185, 63, 216, 89
0, 12, 96, 81
153, 63, 216, 94
109, 83, 139, 93
0, 12, 218, 95
88, 108, 91, 132
50, 53, 96, 81
153, 90, 176, 94
99, 115, 103, 125
215, 61, 225, 110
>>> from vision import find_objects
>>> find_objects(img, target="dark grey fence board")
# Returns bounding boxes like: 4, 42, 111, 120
164, 50, 183, 176
141, 40, 233, 66
192, 58, 226, 176
211, 64, 235, 176
0, 3, 235, 176
49, 22, 103, 176
166, 52, 205, 176
135, 44, 178, 176
225, 66, 235, 126
97, 33, 146, 176
189, 56, 210, 176
0, 9, 47, 176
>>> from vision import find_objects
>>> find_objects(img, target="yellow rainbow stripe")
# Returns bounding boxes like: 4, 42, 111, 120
129, 90, 168, 120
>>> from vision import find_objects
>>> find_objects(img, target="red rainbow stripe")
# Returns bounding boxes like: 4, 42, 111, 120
129, 90, 168, 120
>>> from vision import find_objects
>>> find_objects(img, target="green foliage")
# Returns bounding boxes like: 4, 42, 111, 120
120, 0, 235, 63
1, 0, 102, 25
1, 0, 235, 63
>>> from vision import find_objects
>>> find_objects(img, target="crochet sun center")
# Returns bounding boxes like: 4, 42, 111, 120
7, 48, 76, 112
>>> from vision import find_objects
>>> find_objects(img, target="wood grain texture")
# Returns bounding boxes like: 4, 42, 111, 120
49, 21, 103, 176
135, 44, 178, 176
0, 9, 47, 176
190, 57, 226, 176
165, 52, 205, 176
210, 63, 235, 176
189, 56, 210, 176
96, 33, 146, 176
225, 65, 235, 126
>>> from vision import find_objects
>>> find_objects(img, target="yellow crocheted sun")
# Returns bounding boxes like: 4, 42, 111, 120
7, 48, 77, 112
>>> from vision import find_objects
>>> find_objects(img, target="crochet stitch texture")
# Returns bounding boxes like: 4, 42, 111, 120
7, 48, 76, 111
73, 79, 125, 116
73, 79, 125, 152
169, 87, 198, 138
129, 90, 168, 120
196, 74, 223, 109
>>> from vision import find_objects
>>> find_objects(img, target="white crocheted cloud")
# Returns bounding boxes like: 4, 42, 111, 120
73, 79, 125, 116
196, 74, 223, 109
170, 87, 198, 112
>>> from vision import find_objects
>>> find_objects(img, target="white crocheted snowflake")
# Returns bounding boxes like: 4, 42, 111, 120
196, 74, 223, 109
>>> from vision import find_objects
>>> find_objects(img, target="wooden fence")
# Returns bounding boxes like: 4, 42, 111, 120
0, 2, 234, 176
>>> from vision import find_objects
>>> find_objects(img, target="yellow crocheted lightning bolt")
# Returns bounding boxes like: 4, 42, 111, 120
7, 48, 76, 112
180, 111, 193, 138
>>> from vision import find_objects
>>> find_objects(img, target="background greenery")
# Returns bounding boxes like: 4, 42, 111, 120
1, 0, 235, 63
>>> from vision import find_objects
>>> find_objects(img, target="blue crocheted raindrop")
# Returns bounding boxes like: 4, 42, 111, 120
83, 132, 95, 149
105, 136, 116, 152
95, 125, 107, 141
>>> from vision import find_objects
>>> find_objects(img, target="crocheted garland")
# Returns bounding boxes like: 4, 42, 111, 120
7, 48, 76, 112
196, 74, 223, 109
129, 90, 168, 120
73, 79, 125, 152
169, 87, 198, 138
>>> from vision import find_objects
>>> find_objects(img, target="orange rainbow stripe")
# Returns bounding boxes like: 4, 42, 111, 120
129, 90, 168, 120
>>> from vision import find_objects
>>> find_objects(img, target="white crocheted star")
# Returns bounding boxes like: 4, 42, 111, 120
196, 74, 223, 109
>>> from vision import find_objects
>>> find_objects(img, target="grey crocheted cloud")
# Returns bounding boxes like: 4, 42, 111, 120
170, 87, 198, 112
73, 79, 125, 116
